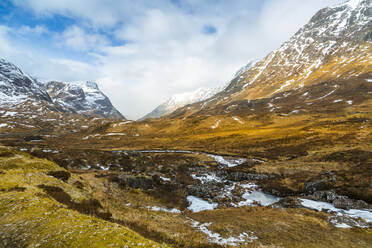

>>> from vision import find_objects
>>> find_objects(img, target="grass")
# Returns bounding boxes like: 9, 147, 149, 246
0, 147, 171, 248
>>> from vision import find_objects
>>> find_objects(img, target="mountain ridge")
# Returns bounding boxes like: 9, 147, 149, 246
43, 81, 125, 119
0, 58, 125, 120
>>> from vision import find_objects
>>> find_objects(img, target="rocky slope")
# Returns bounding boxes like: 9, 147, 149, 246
176, 0, 371, 116
43, 81, 125, 119
0, 58, 53, 106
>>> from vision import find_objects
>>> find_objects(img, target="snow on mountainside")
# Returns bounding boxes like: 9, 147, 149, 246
0, 58, 52, 105
180, 0, 371, 115
140, 87, 223, 120
43, 81, 125, 119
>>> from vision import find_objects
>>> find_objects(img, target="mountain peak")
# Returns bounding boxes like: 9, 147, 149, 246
343, 0, 364, 9
70, 81, 99, 91
43, 81, 125, 119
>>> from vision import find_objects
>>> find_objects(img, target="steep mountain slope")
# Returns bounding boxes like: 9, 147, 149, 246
0, 58, 125, 122
0, 58, 53, 105
141, 60, 257, 120
176, 0, 371, 116
43, 81, 125, 119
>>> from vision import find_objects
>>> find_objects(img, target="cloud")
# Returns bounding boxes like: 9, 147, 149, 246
6, 0, 344, 119
0, 26, 15, 58
17, 25, 48, 35
57, 26, 109, 51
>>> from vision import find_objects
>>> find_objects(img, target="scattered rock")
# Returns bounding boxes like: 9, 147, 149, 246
333, 196, 355, 210
217, 171, 271, 181
311, 190, 370, 210
116, 175, 153, 190
274, 197, 302, 208
312, 190, 337, 202
186, 182, 222, 199
305, 179, 329, 194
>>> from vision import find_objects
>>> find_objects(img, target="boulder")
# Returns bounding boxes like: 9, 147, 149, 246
274, 197, 302, 208
333, 196, 355, 210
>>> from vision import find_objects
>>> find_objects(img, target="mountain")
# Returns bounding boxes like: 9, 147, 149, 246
173, 0, 371, 116
140, 87, 223, 120
0, 57, 125, 120
140, 60, 258, 120
0, 58, 52, 105
43, 81, 125, 119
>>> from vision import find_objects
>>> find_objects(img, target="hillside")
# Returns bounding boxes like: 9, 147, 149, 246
0, 147, 170, 248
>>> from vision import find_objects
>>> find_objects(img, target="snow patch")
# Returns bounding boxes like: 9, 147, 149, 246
187, 196, 218, 212
209, 155, 246, 168
160, 176, 171, 182
236, 191, 280, 207
232, 116, 244, 124
211, 120, 221, 129
300, 199, 372, 227
190, 220, 258, 245
148, 206, 181, 214
106, 133, 126, 136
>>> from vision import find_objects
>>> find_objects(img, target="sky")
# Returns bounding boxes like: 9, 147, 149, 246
0, 0, 343, 119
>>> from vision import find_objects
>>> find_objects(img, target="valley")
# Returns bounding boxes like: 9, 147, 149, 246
0, 0, 372, 247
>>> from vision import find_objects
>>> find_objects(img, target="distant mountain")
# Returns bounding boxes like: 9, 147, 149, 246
140, 60, 258, 120
43, 81, 125, 119
0, 57, 124, 120
140, 87, 223, 120
173, 0, 371, 116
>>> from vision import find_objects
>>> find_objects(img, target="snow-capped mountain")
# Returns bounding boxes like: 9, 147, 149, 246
0, 58, 124, 120
178, 0, 371, 115
141, 60, 259, 120
140, 87, 223, 120
43, 81, 125, 119
0, 58, 52, 105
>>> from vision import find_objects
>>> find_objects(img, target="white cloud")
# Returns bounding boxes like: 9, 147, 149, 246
57, 26, 109, 51
0, 26, 15, 58
6, 0, 344, 119
18, 25, 48, 35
